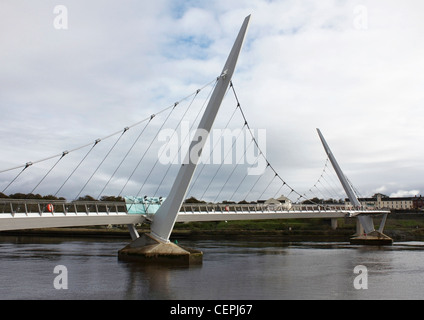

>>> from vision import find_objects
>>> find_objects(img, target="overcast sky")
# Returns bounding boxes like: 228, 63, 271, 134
1, 0, 424, 201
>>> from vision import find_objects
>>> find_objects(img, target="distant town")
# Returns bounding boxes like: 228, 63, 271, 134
345, 193, 424, 211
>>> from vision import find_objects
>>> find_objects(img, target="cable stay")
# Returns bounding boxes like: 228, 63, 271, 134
243, 162, 269, 201
272, 181, 287, 200
30, 151, 69, 194
320, 159, 345, 199
0, 77, 217, 178
74, 127, 129, 201
54, 139, 100, 198
0, 73, 363, 209
213, 136, 255, 202
147, 81, 216, 202
229, 81, 309, 204
257, 172, 279, 200
1, 162, 33, 194
346, 176, 363, 200
118, 79, 218, 199
117, 102, 177, 197
297, 156, 349, 207
187, 102, 239, 198
96, 115, 154, 200
200, 122, 247, 201
229, 80, 351, 207
132, 87, 202, 201
182, 79, 329, 206
228, 152, 261, 201
138, 84, 220, 214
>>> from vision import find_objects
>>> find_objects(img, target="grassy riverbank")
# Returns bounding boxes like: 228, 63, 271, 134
172, 213, 424, 241
2, 212, 424, 242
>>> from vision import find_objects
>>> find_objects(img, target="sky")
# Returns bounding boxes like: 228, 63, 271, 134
1, 0, 424, 202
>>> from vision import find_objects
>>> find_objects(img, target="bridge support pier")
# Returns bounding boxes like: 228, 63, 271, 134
331, 218, 338, 230
350, 215, 393, 245
117, 233, 203, 265
350, 231, 393, 245
127, 224, 140, 241
317, 129, 392, 246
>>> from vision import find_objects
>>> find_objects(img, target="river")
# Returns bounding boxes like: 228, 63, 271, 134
0, 235, 423, 300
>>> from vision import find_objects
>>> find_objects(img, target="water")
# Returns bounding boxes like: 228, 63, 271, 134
1, 235, 424, 300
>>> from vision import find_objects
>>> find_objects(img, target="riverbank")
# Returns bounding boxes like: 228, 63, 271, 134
1, 213, 424, 242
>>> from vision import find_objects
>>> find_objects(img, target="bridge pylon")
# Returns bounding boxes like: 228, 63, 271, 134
118, 15, 251, 264
317, 129, 392, 245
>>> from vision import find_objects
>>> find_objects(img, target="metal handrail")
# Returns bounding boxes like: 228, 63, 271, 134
0, 199, 386, 216
179, 203, 384, 214
0, 199, 127, 215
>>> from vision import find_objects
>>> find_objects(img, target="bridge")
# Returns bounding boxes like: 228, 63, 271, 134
0, 15, 392, 264
0, 198, 385, 230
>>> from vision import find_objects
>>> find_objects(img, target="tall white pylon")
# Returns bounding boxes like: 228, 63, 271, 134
150, 15, 251, 243
317, 128, 375, 234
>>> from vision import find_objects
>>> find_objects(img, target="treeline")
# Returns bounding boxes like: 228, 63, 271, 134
0, 193, 124, 202
183, 197, 258, 204
301, 197, 344, 205
0, 193, 344, 205
184, 196, 344, 205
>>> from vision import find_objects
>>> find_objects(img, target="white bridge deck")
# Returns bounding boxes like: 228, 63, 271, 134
0, 199, 389, 232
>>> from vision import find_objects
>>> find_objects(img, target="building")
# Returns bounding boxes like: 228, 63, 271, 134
263, 195, 292, 210
345, 193, 424, 211
413, 195, 424, 210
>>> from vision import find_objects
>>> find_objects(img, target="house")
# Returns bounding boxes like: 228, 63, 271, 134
345, 193, 421, 211
263, 195, 292, 210
413, 195, 424, 209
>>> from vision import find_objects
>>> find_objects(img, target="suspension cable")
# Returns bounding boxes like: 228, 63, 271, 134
230, 81, 321, 205
96, 115, 154, 200
244, 161, 269, 201
138, 89, 203, 202
54, 139, 100, 198
118, 102, 179, 197
149, 81, 216, 200
213, 133, 255, 202
0, 78, 217, 175
258, 173, 278, 200
187, 95, 239, 198
2, 162, 33, 194
202, 122, 246, 202
74, 127, 129, 200
30, 151, 69, 194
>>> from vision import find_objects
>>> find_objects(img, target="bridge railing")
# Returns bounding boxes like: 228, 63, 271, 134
179, 203, 349, 214
0, 199, 128, 216
0, 199, 385, 217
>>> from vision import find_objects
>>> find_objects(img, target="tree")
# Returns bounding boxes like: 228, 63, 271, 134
302, 197, 322, 205
100, 195, 124, 202
184, 196, 205, 204
76, 195, 97, 202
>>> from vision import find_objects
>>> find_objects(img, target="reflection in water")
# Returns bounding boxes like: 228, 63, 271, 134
120, 262, 197, 299
1, 235, 424, 299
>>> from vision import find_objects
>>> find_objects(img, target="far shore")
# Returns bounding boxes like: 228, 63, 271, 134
1, 212, 424, 242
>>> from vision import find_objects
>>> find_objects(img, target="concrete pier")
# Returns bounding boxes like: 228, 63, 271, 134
349, 217, 393, 245
118, 233, 203, 265
350, 230, 393, 245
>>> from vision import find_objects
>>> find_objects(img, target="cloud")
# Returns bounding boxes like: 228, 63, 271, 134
390, 190, 420, 198
1, 0, 424, 201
